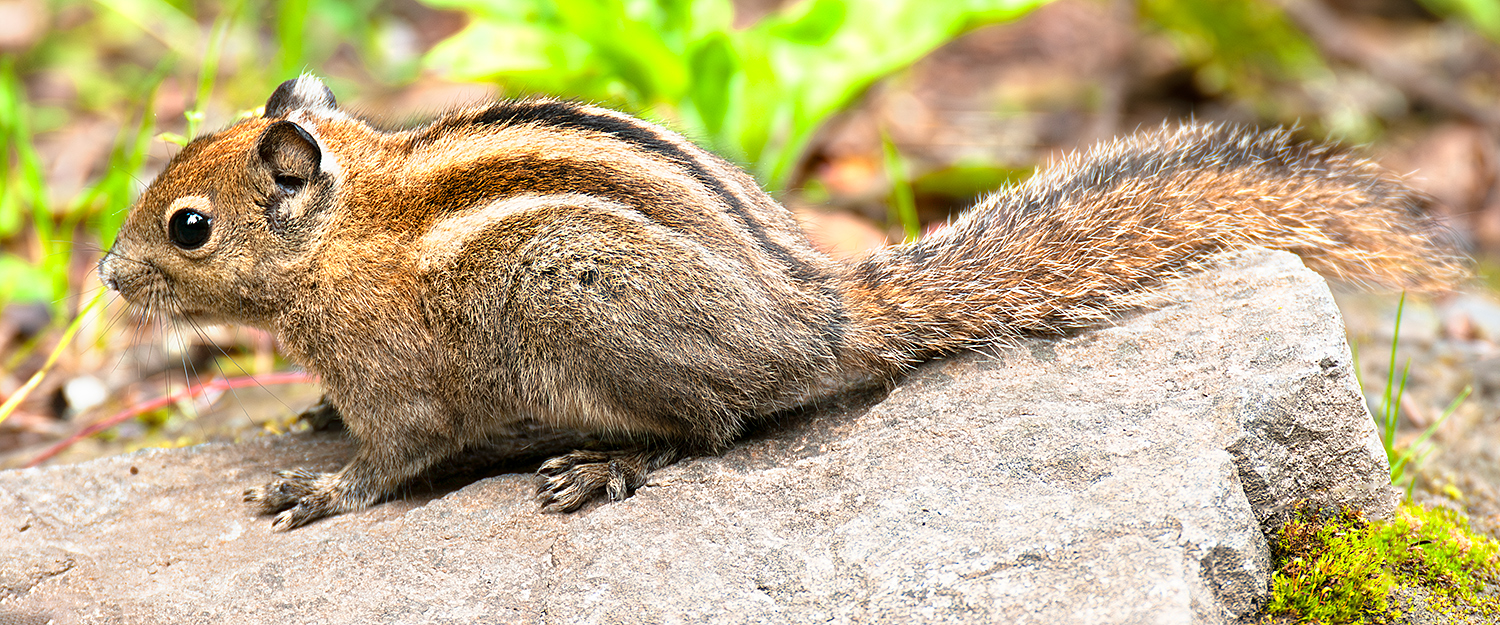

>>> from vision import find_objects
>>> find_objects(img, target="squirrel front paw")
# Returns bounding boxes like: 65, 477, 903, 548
243, 469, 347, 530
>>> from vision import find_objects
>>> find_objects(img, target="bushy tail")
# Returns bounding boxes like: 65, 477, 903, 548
837, 123, 1468, 368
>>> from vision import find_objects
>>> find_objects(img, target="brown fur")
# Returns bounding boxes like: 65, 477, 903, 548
99, 77, 1465, 529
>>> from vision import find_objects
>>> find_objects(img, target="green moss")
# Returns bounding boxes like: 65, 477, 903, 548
1262, 503, 1500, 624
1264, 507, 1393, 623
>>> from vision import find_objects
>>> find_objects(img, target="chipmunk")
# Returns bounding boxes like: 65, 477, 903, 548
99, 75, 1466, 530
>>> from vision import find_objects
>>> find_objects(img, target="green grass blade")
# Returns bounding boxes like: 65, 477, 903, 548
882, 132, 920, 241
1382, 292, 1405, 451
0, 289, 107, 427
1393, 385, 1471, 483
187, 0, 242, 138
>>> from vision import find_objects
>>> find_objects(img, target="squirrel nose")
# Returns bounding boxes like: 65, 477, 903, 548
98, 252, 120, 292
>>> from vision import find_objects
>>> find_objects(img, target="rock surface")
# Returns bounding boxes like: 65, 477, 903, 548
0, 249, 1396, 625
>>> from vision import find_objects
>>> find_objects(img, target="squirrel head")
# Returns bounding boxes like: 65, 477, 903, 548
99, 75, 351, 326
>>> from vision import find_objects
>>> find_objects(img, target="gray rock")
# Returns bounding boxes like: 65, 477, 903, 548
0, 249, 1396, 625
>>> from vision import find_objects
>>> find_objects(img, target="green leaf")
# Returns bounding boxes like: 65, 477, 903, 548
426, 20, 563, 77
686, 33, 737, 139
768, 0, 847, 45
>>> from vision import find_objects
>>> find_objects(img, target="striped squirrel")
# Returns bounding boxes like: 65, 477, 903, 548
99, 76, 1466, 530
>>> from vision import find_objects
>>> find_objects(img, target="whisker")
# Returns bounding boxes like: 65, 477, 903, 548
177, 319, 213, 442
183, 317, 280, 433
105, 304, 140, 378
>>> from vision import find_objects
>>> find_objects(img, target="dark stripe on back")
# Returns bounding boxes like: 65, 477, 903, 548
404, 156, 725, 245
422, 100, 826, 284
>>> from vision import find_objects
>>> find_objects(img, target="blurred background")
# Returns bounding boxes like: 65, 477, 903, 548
2, 0, 1499, 535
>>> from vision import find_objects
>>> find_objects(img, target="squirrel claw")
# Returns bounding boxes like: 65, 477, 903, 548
270, 505, 323, 531
244, 468, 322, 510
535, 450, 650, 512
244, 468, 341, 529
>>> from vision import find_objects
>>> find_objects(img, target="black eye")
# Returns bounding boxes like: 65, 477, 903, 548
168, 209, 212, 250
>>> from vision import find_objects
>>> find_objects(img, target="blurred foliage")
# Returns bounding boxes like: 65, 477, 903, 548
421, 0, 1049, 189
1139, 0, 1399, 142
1419, 0, 1500, 41
1143, 0, 1326, 101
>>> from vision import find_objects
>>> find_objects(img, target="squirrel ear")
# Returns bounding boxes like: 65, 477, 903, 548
257, 120, 322, 182
265, 75, 338, 118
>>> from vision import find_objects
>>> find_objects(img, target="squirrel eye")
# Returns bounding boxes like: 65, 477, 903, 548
167, 208, 212, 250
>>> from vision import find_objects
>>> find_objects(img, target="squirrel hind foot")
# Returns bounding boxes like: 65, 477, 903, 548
535, 447, 684, 512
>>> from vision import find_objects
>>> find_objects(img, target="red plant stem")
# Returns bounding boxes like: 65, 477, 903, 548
24, 371, 317, 468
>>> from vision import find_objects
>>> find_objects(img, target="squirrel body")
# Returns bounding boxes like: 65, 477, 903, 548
100, 76, 1465, 529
